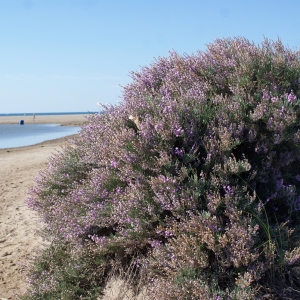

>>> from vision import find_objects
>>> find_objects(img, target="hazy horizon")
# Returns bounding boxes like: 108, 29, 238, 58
0, 111, 97, 115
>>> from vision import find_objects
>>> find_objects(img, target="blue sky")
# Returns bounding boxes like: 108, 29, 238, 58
1, 0, 299, 113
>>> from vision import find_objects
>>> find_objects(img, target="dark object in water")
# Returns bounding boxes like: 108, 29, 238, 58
19, 120, 24, 125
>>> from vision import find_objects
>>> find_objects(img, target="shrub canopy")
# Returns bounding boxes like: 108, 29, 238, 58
27, 37, 300, 299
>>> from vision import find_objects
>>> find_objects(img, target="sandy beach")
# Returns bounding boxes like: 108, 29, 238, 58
0, 115, 147, 299
0, 114, 89, 126
0, 115, 86, 299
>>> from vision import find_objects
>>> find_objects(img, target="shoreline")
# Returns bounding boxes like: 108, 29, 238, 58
0, 114, 87, 151
0, 114, 89, 126
0, 133, 79, 153
0, 114, 141, 299
0, 116, 83, 298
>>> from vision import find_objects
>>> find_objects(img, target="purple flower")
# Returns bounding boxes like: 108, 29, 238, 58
115, 187, 122, 194
163, 106, 172, 113
262, 91, 270, 100
288, 92, 297, 103
149, 239, 162, 248
174, 147, 184, 157
101, 189, 108, 198
110, 159, 119, 168
154, 123, 163, 131
164, 230, 173, 237
173, 126, 184, 137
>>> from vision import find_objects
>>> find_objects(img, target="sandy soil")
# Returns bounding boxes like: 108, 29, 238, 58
0, 115, 148, 299
0, 115, 87, 299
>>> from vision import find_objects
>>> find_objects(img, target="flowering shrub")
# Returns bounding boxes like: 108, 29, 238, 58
23, 37, 300, 299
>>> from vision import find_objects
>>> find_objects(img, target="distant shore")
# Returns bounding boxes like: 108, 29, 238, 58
0, 113, 89, 297
0, 113, 90, 126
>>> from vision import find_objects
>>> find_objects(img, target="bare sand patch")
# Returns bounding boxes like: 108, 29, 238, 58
0, 115, 86, 299
0, 114, 146, 299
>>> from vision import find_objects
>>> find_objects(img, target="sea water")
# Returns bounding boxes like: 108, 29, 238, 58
0, 124, 81, 149
0, 112, 96, 117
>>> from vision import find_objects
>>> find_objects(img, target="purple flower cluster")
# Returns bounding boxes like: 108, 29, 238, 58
26, 37, 300, 299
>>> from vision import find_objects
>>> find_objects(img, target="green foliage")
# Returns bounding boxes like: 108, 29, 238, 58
23, 37, 300, 299
21, 240, 106, 300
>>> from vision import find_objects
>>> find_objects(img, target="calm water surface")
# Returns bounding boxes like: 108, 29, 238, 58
0, 124, 81, 149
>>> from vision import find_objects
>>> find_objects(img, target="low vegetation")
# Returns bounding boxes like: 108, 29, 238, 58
22, 37, 300, 299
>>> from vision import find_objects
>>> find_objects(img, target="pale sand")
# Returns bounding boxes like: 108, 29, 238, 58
0, 115, 86, 299
0, 114, 89, 126
0, 137, 76, 299
0, 115, 147, 299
